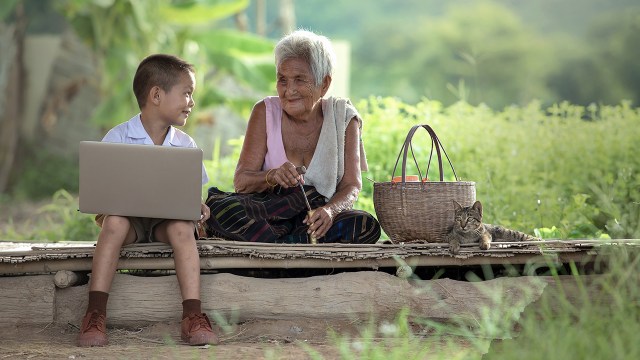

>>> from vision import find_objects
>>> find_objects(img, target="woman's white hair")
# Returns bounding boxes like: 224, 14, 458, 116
274, 29, 336, 87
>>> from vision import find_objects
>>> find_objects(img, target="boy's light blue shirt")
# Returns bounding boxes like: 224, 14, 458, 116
103, 114, 209, 185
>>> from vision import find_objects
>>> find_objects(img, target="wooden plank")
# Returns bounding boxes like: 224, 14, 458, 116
0, 250, 598, 275
0, 239, 633, 275
55, 272, 548, 328
0, 275, 55, 325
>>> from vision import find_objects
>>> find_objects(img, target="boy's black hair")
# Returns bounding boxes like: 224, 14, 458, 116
133, 54, 195, 109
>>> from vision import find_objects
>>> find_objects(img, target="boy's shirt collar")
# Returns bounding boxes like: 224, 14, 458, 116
164, 126, 179, 146
127, 113, 178, 146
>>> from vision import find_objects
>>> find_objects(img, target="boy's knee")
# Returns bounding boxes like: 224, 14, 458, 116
166, 220, 196, 240
101, 215, 130, 233
98, 215, 136, 245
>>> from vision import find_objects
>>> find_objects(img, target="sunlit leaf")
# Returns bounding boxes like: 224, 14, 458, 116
159, 0, 249, 25
129, 0, 152, 33
92, 0, 116, 8
191, 30, 275, 91
192, 29, 274, 53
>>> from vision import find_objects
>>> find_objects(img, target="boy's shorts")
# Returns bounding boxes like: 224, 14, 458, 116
95, 214, 196, 243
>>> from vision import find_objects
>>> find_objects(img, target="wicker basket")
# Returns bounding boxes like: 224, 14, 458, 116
373, 124, 476, 243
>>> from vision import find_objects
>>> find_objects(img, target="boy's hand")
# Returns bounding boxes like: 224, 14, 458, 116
200, 203, 210, 222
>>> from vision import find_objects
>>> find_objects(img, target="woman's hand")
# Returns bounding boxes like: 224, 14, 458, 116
269, 161, 302, 188
304, 206, 334, 239
200, 202, 210, 222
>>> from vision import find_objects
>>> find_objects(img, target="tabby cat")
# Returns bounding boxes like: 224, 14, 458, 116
446, 200, 540, 254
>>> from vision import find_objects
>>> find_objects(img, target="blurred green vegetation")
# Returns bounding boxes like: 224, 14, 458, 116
292, 0, 640, 108
0, 190, 99, 242
51, 0, 276, 132
2, 98, 639, 241
205, 97, 640, 241
489, 247, 640, 360
1, 0, 639, 241
309, 246, 640, 359
356, 97, 639, 240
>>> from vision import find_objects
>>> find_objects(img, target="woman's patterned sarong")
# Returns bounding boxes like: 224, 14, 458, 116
204, 186, 380, 244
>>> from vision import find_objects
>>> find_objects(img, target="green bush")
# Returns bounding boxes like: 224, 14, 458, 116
203, 97, 640, 240
308, 246, 640, 359
1, 190, 99, 242
203, 136, 243, 195
35, 190, 99, 241
482, 246, 640, 359
12, 151, 79, 200
6, 98, 638, 242
358, 97, 640, 239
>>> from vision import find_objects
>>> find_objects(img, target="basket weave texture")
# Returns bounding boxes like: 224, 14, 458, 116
373, 124, 476, 243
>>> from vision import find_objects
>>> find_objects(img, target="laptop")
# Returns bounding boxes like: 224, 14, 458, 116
79, 141, 203, 221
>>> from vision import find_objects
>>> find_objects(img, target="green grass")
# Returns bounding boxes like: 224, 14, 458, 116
361, 98, 640, 240
482, 246, 640, 360
296, 245, 639, 359
209, 97, 640, 241
0, 189, 98, 242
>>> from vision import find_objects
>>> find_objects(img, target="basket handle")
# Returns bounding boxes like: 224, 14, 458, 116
391, 124, 459, 182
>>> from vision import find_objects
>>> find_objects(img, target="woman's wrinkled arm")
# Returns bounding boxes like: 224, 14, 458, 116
306, 118, 362, 237
233, 101, 274, 193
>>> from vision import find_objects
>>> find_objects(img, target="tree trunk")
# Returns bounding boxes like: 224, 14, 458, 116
234, 12, 248, 32
278, 0, 295, 35
0, 271, 549, 328
0, 4, 26, 194
256, 0, 266, 36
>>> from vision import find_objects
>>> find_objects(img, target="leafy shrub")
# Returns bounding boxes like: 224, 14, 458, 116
9, 99, 638, 241
482, 246, 640, 359
36, 190, 99, 241
1, 190, 99, 241
202, 97, 640, 240
12, 151, 79, 200
358, 97, 639, 239
310, 246, 640, 359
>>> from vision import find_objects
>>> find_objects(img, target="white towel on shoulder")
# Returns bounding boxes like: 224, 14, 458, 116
305, 96, 368, 200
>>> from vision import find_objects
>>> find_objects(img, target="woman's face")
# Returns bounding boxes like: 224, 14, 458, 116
276, 57, 327, 119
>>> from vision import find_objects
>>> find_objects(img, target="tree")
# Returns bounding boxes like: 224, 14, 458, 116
550, 8, 640, 106
0, 1, 25, 194
352, 1, 554, 108
55, 0, 276, 131
0, 0, 277, 197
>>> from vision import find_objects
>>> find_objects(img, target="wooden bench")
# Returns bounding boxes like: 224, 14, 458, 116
0, 239, 635, 328
0, 238, 626, 275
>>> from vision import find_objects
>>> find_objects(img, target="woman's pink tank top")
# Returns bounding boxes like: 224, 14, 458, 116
263, 96, 288, 170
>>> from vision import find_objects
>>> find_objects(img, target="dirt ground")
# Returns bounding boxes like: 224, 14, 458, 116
0, 319, 480, 360
0, 319, 339, 360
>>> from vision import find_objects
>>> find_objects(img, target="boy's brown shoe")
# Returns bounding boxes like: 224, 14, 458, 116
181, 313, 219, 346
77, 310, 108, 347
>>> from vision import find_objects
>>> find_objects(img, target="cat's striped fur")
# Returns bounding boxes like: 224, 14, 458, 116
447, 200, 540, 254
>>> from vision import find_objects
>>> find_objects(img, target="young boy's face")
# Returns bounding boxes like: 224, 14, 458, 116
158, 71, 196, 127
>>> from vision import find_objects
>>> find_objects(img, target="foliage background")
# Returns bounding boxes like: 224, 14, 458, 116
1, 0, 639, 241
353, 98, 640, 240
292, 0, 640, 108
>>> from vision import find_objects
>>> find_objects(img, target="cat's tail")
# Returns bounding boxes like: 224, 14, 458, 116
487, 225, 540, 242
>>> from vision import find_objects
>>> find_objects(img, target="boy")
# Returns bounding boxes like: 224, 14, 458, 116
77, 54, 218, 347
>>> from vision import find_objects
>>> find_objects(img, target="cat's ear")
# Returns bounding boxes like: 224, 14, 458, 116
453, 200, 463, 211
472, 200, 483, 215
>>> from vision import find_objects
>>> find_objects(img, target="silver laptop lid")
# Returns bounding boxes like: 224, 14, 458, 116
79, 141, 203, 221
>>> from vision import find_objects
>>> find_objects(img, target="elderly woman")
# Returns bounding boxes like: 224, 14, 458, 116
205, 30, 380, 244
